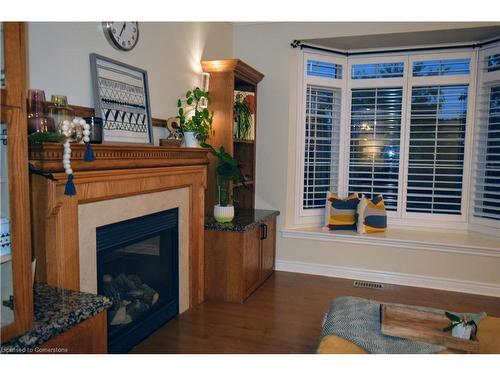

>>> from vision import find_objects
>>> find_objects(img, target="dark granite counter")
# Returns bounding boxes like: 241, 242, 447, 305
1, 283, 111, 353
205, 209, 280, 232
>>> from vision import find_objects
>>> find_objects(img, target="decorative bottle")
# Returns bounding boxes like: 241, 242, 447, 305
47, 94, 75, 134
27, 89, 55, 134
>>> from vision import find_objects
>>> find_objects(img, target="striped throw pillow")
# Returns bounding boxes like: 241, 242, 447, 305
356, 194, 387, 234
324, 192, 360, 231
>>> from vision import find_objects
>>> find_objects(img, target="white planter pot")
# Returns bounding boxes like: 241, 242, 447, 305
452, 323, 473, 339
183, 132, 200, 148
214, 204, 234, 223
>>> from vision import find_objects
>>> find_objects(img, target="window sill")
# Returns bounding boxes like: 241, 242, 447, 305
281, 226, 500, 258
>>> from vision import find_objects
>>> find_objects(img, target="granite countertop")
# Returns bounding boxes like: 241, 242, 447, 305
205, 209, 280, 232
1, 283, 112, 353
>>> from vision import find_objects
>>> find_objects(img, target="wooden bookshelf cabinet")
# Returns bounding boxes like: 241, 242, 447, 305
201, 60, 279, 303
201, 59, 264, 214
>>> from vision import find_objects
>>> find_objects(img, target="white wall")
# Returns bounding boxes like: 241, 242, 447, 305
27, 22, 500, 293
28, 22, 233, 143
233, 22, 500, 292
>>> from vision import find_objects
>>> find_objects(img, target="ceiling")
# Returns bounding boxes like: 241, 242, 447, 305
302, 25, 500, 52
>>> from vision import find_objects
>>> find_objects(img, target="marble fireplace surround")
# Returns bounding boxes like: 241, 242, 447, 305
30, 144, 208, 308
78, 188, 190, 313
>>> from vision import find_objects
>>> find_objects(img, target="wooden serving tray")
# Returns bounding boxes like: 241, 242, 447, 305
380, 304, 480, 353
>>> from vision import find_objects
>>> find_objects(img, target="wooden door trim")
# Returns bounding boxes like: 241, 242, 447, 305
1, 22, 33, 343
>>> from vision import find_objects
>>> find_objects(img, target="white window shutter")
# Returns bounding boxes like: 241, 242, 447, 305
474, 85, 500, 220
406, 85, 468, 214
303, 85, 342, 209
348, 87, 403, 210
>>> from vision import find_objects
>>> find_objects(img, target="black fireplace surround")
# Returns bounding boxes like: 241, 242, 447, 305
96, 208, 179, 353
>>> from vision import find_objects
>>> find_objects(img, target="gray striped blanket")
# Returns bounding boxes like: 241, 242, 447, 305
319, 296, 486, 354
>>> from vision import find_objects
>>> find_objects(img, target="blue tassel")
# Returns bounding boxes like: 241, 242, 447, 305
64, 174, 76, 196
84, 142, 95, 162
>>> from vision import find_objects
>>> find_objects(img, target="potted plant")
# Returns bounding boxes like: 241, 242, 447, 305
443, 312, 476, 339
201, 142, 246, 223
233, 92, 254, 140
177, 87, 214, 147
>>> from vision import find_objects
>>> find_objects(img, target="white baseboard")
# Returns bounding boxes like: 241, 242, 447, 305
276, 260, 500, 297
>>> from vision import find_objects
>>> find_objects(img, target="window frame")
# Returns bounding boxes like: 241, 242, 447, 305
402, 51, 477, 226
347, 54, 409, 221
295, 51, 348, 225
294, 48, 479, 229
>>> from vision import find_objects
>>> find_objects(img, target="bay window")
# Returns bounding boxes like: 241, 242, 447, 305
297, 46, 500, 231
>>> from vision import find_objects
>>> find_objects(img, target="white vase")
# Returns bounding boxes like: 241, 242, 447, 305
214, 204, 234, 223
183, 132, 200, 148
452, 323, 473, 339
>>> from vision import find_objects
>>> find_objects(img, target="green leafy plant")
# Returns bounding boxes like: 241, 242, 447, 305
28, 131, 65, 143
177, 87, 214, 142
201, 142, 246, 206
233, 93, 252, 140
443, 312, 473, 332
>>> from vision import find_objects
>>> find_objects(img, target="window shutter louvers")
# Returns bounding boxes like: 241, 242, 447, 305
406, 85, 468, 214
303, 85, 342, 209
348, 87, 403, 210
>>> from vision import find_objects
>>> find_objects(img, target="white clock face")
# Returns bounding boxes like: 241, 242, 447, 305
103, 22, 139, 51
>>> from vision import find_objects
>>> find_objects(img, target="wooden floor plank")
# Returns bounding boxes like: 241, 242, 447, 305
130, 271, 500, 354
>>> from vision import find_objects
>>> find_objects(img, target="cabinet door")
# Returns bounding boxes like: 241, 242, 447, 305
0, 22, 33, 343
243, 226, 261, 297
260, 218, 276, 280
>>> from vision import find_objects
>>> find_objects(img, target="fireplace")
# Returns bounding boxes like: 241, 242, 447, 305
96, 208, 179, 353
30, 145, 208, 354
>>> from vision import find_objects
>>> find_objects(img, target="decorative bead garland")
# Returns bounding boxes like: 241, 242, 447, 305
62, 139, 73, 175
82, 121, 91, 143
61, 117, 92, 196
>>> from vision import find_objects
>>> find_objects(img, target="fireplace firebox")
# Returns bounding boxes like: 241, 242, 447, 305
96, 208, 179, 353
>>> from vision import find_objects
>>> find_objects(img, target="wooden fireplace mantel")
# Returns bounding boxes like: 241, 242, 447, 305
29, 143, 209, 173
29, 143, 209, 307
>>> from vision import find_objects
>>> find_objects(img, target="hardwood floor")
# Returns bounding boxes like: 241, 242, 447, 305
130, 271, 500, 354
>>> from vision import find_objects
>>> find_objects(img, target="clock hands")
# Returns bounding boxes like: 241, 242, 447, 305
119, 23, 126, 37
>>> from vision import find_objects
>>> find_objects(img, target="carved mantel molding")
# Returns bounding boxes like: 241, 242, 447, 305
29, 143, 209, 173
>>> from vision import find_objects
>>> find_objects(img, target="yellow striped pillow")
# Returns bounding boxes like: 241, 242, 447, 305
356, 194, 387, 234
324, 192, 360, 231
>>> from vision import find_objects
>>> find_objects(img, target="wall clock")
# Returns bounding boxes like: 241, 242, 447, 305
102, 22, 139, 51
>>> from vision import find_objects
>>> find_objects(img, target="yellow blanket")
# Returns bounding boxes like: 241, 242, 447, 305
317, 316, 500, 354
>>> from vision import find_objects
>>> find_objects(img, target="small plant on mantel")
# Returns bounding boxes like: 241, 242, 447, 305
177, 87, 214, 147
201, 142, 246, 223
28, 131, 66, 144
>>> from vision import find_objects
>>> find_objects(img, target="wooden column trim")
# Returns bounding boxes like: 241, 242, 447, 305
1, 22, 33, 343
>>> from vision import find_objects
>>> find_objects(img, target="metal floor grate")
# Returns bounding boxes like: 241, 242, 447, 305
353, 280, 384, 289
